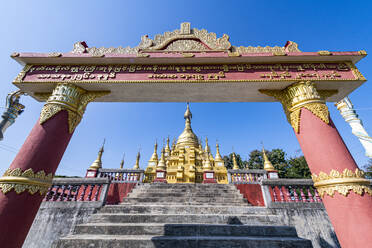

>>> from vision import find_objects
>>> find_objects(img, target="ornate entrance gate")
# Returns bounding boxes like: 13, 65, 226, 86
0, 23, 371, 248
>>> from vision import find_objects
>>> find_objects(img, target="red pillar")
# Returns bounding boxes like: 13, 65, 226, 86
0, 83, 108, 248
261, 81, 372, 248
0, 111, 73, 248
295, 108, 372, 248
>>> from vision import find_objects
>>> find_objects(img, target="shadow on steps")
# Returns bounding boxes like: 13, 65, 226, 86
150, 223, 313, 248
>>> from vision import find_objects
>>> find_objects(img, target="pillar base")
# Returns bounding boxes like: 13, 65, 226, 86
153, 170, 167, 183
85, 169, 98, 178
266, 170, 279, 179
203, 171, 217, 183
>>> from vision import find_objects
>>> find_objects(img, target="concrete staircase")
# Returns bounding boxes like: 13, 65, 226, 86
53, 183, 312, 248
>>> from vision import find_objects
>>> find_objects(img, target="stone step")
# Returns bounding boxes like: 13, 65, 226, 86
140, 183, 235, 187
54, 234, 312, 248
133, 186, 237, 190
101, 205, 271, 215
74, 223, 295, 236
130, 192, 243, 198
89, 214, 278, 225
120, 201, 248, 206
122, 197, 248, 204
133, 186, 237, 192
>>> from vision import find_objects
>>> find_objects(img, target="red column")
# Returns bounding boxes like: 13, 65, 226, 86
0, 82, 108, 248
261, 81, 372, 248
296, 108, 372, 248
0, 111, 73, 248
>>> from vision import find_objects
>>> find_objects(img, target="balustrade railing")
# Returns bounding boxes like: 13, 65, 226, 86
97, 169, 144, 183
262, 179, 322, 203
228, 169, 267, 184
43, 178, 110, 202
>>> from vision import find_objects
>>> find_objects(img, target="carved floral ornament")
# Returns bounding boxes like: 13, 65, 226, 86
312, 168, 372, 197
71, 22, 301, 56
260, 81, 337, 133
38, 83, 109, 133
0, 168, 53, 195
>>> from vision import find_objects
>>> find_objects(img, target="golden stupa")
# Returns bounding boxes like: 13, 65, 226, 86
144, 104, 228, 184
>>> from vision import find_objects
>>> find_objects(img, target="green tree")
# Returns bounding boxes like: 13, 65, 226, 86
363, 159, 372, 179
224, 148, 312, 179
223, 153, 246, 169
247, 148, 287, 177
285, 156, 311, 179
246, 148, 311, 178
267, 149, 288, 178
247, 150, 263, 169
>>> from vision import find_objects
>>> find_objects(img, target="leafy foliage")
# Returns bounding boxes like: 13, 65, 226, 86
286, 156, 311, 179
224, 148, 311, 179
363, 159, 372, 179
223, 153, 246, 169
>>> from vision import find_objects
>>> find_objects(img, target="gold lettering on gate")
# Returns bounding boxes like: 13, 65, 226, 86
19, 62, 360, 83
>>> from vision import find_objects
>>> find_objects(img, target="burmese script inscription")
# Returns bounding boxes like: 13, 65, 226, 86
19, 63, 358, 83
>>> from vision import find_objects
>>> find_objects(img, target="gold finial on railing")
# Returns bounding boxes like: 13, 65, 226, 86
262, 142, 275, 171
120, 153, 125, 169
89, 139, 105, 170
133, 149, 141, 169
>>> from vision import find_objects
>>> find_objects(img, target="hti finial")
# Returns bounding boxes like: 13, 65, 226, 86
133, 150, 141, 169
232, 152, 239, 170
120, 153, 125, 169
100, 138, 106, 152
88, 140, 105, 170
261, 142, 275, 171
184, 102, 192, 119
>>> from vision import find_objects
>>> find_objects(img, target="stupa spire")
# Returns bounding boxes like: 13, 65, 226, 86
171, 138, 176, 150
89, 139, 105, 170
157, 148, 166, 170
120, 153, 125, 169
165, 137, 171, 155
203, 151, 212, 170
149, 141, 158, 161
232, 152, 239, 170
215, 141, 223, 161
205, 137, 210, 153
262, 143, 275, 171
184, 102, 192, 120
133, 151, 141, 169
176, 103, 199, 147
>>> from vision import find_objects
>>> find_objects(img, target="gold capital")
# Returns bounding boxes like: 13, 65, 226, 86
312, 168, 372, 197
0, 168, 53, 195
260, 81, 337, 133
39, 83, 109, 133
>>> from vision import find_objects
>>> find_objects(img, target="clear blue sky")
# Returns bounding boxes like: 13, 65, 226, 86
0, 0, 371, 176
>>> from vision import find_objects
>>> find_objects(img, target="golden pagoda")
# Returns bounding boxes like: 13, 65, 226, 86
88, 140, 105, 170
133, 151, 141, 169
262, 146, 275, 171
144, 104, 228, 184
119, 154, 125, 169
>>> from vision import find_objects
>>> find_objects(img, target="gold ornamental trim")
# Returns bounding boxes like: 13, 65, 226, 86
0, 168, 53, 195
14, 65, 33, 83
318, 50, 332, 56
345, 61, 366, 81
312, 168, 372, 197
47, 52, 62, 58
260, 81, 337, 133
10, 52, 20, 58
70, 23, 300, 55
39, 83, 109, 133
14, 76, 359, 87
